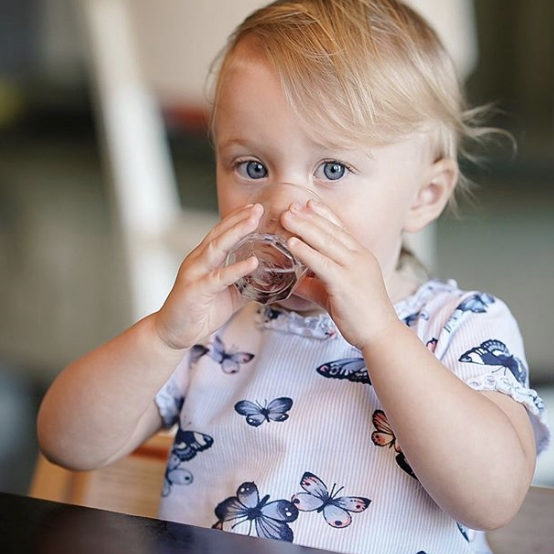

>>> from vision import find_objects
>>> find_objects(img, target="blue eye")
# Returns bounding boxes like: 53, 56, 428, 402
239, 160, 267, 179
321, 161, 347, 181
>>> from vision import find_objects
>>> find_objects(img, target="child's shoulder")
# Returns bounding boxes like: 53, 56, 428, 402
395, 278, 518, 335
396, 278, 506, 313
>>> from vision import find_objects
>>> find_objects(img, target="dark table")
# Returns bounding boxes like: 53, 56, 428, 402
0, 492, 336, 554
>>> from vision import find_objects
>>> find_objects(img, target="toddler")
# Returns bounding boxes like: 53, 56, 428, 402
38, 1, 550, 553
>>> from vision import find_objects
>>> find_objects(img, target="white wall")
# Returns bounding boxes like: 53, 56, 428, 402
128, 0, 477, 106
35, 1, 476, 103
130, 0, 268, 106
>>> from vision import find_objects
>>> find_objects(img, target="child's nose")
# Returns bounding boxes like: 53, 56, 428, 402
250, 182, 319, 235
263, 182, 316, 208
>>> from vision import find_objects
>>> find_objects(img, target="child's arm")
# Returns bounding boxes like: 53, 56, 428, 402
284, 201, 536, 531
37, 314, 185, 470
361, 321, 536, 531
37, 204, 263, 471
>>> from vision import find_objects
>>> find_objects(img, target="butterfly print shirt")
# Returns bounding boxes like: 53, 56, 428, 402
155, 279, 550, 554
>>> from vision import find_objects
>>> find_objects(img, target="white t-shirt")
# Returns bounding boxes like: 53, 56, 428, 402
155, 279, 550, 554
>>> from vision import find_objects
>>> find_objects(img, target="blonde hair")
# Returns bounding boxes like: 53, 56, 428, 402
209, 0, 498, 198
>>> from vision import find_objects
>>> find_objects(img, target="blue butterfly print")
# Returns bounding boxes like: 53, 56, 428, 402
172, 428, 214, 461
162, 428, 214, 496
212, 482, 298, 542
371, 410, 417, 480
235, 397, 293, 427
291, 472, 371, 528
209, 335, 255, 374
402, 310, 429, 327
189, 344, 209, 368
457, 522, 470, 541
444, 293, 496, 333
459, 339, 527, 384
170, 394, 185, 415
259, 306, 283, 322
458, 292, 495, 312
316, 357, 371, 385
162, 453, 193, 497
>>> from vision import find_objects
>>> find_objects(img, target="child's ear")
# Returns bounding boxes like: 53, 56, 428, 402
403, 158, 459, 234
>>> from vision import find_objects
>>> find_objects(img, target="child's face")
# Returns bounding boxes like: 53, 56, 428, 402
214, 42, 441, 308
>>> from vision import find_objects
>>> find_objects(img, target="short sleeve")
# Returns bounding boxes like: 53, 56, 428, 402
426, 291, 551, 455
155, 353, 191, 429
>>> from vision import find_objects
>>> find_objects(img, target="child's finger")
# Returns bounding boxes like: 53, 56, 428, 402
283, 206, 357, 265
203, 255, 259, 294
189, 206, 262, 276
306, 199, 343, 227
294, 275, 329, 309
287, 236, 342, 284
202, 203, 262, 245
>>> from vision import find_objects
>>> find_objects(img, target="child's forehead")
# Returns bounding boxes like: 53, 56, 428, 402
221, 37, 275, 83
213, 30, 445, 156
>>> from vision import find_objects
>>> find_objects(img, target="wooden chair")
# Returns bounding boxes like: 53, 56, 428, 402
28, 431, 173, 518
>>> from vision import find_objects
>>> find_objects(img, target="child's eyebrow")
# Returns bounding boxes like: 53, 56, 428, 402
216, 137, 252, 151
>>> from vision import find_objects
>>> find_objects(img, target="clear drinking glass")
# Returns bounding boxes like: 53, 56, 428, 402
226, 183, 319, 305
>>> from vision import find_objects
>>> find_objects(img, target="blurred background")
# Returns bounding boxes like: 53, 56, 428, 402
0, 0, 553, 495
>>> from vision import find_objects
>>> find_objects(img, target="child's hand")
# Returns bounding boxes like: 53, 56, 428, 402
154, 204, 263, 350
283, 201, 398, 349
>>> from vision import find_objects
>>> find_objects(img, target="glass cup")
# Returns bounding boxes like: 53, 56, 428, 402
226, 183, 319, 305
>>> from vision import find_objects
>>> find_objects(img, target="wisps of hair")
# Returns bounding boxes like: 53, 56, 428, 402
207, 0, 511, 204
